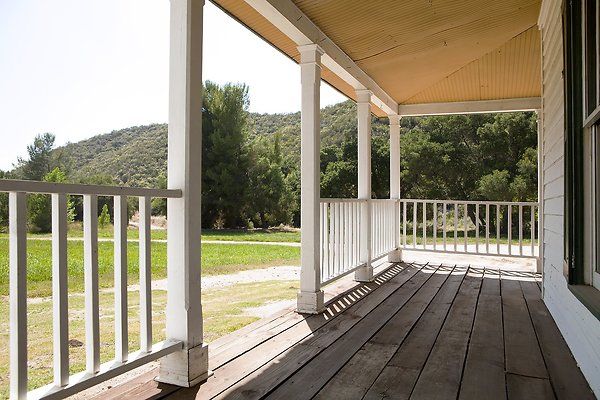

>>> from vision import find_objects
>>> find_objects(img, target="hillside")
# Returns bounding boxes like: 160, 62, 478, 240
57, 100, 388, 187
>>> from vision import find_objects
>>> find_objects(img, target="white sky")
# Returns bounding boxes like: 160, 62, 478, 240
0, 0, 346, 171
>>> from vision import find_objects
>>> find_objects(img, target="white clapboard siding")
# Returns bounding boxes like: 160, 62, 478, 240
539, 0, 600, 396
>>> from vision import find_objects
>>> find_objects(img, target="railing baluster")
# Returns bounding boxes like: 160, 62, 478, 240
344, 203, 350, 272
422, 201, 427, 249
443, 202, 447, 251
433, 202, 437, 251
335, 202, 341, 276
9, 192, 27, 399
531, 205, 536, 256
52, 193, 69, 386
329, 202, 335, 277
464, 203, 468, 251
475, 203, 479, 254
486, 203, 490, 253
519, 204, 523, 256
114, 195, 128, 363
402, 201, 407, 247
413, 201, 417, 248
83, 194, 100, 374
139, 196, 152, 353
322, 203, 328, 281
454, 203, 458, 251
508, 204, 512, 256
496, 205, 501, 255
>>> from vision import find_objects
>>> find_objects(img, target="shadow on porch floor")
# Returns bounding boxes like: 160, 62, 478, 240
97, 262, 593, 400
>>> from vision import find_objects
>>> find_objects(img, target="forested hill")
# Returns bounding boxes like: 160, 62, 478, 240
57, 100, 388, 188
4, 85, 538, 230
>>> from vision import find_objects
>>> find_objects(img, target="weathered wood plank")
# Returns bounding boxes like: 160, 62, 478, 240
312, 266, 459, 400
506, 373, 555, 400
261, 265, 447, 400
362, 266, 467, 400
210, 263, 402, 369
91, 368, 179, 400
520, 280, 595, 400
409, 268, 483, 400
458, 269, 506, 400
169, 263, 424, 399
501, 277, 548, 379
207, 265, 438, 400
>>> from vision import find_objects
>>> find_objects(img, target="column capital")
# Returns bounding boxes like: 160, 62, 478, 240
298, 44, 324, 64
388, 114, 401, 126
356, 89, 372, 103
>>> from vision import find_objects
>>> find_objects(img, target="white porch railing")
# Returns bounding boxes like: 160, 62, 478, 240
399, 199, 539, 258
371, 199, 397, 260
319, 199, 364, 285
0, 179, 183, 400
319, 198, 399, 285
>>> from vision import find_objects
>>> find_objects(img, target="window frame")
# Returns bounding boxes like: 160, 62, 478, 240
564, 0, 600, 307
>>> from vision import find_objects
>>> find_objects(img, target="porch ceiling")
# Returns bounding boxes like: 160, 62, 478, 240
212, 0, 541, 116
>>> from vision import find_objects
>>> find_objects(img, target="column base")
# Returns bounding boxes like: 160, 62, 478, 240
355, 265, 374, 282
537, 256, 543, 274
388, 249, 403, 263
297, 290, 325, 314
157, 343, 212, 387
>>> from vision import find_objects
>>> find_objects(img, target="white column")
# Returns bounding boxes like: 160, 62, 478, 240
536, 109, 544, 276
355, 89, 374, 282
158, 0, 209, 387
297, 44, 325, 314
388, 114, 402, 263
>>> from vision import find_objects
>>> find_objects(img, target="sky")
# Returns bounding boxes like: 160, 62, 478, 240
0, 0, 346, 171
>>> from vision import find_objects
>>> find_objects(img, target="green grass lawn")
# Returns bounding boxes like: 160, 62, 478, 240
0, 223, 301, 243
0, 280, 299, 397
0, 238, 300, 297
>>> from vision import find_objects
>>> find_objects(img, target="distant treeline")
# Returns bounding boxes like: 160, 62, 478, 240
0, 82, 537, 232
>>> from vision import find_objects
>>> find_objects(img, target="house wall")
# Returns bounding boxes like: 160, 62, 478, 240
539, 0, 600, 395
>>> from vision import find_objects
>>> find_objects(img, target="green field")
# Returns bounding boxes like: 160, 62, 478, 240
0, 238, 300, 297
0, 223, 301, 243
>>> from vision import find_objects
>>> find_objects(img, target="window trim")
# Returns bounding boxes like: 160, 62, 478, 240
564, 0, 600, 318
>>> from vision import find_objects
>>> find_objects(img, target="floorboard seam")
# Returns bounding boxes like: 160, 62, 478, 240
500, 269, 509, 398
520, 281, 559, 399
455, 265, 485, 400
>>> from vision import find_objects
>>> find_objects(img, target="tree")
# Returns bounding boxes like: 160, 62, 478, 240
202, 81, 251, 228
28, 167, 74, 232
16, 133, 56, 180
0, 170, 9, 229
247, 134, 292, 227
98, 204, 110, 228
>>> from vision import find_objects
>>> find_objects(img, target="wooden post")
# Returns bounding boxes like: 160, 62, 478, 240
536, 109, 544, 276
9, 192, 27, 399
388, 114, 402, 263
297, 43, 325, 314
158, 0, 209, 387
356, 89, 374, 282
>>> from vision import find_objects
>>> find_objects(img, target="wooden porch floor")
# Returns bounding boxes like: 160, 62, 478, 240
100, 262, 594, 400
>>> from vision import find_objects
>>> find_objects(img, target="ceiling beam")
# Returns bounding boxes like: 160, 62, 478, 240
398, 97, 542, 117
244, 0, 399, 115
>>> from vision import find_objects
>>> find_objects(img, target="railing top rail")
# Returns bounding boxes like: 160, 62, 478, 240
399, 198, 539, 206
0, 179, 182, 198
319, 198, 368, 203
370, 198, 398, 203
